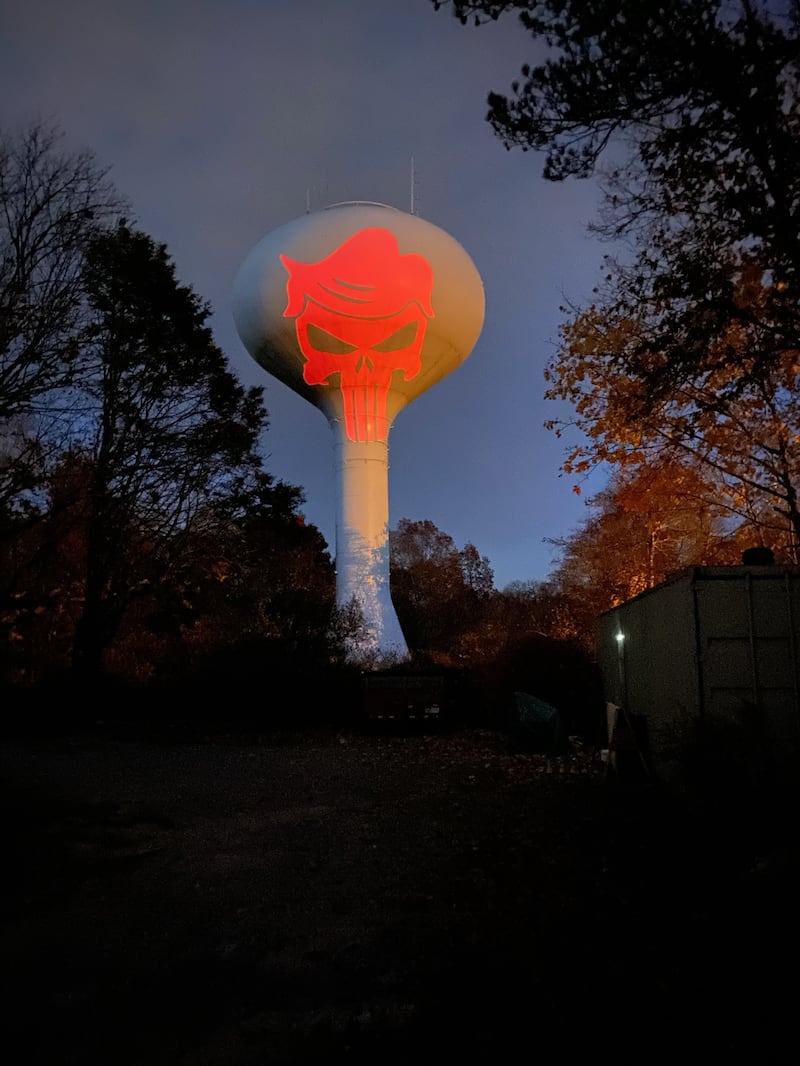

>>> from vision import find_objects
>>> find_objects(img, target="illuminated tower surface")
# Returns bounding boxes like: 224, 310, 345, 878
232, 201, 485, 664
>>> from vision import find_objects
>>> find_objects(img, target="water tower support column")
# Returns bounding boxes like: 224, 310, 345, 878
231, 201, 485, 670
333, 433, 409, 663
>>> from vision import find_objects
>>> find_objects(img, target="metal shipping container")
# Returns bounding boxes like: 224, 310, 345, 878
362, 672, 446, 725
595, 564, 800, 777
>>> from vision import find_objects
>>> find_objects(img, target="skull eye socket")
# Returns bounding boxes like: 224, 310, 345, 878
373, 321, 418, 353
306, 323, 357, 354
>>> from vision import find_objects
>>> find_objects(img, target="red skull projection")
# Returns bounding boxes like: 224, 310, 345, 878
281, 228, 435, 443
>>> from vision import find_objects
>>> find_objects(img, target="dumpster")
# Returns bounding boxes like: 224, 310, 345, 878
362, 671, 446, 725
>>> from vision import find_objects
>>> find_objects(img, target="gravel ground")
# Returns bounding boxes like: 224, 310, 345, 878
2, 725, 797, 1064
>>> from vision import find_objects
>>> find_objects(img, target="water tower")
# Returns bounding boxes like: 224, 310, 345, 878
232, 201, 485, 663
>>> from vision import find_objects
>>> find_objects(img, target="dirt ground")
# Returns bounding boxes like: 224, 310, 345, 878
2, 723, 798, 1064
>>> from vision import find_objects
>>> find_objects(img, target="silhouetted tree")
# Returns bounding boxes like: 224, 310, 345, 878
460, 542, 495, 598
389, 518, 496, 665
0, 120, 126, 524
547, 266, 800, 554
159, 475, 339, 681
390, 519, 465, 660
432, 1, 800, 404
67, 221, 275, 680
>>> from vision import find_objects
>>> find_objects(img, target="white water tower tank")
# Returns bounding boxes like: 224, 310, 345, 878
232, 202, 485, 663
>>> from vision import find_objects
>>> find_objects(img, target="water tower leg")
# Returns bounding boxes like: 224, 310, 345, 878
333, 434, 410, 664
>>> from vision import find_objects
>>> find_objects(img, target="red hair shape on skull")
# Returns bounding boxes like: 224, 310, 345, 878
281, 227, 435, 443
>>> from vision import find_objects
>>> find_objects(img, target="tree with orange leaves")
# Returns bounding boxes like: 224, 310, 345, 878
545, 260, 800, 558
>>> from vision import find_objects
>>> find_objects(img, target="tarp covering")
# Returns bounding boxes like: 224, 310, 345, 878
509, 691, 566, 753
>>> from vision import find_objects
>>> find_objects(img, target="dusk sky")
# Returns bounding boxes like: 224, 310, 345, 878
1, 0, 612, 590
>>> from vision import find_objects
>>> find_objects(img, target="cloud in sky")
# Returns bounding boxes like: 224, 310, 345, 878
1, 0, 611, 588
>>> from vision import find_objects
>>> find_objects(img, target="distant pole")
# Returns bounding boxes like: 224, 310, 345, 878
306, 188, 311, 214
410, 156, 415, 215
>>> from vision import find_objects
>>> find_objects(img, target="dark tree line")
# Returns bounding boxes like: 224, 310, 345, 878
0, 121, 344, 703
430, 2, 800, 566
4, 2, 796, 743
433, 0, 798, 399
10, 5, 797, 731
0, 120, 606, 737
